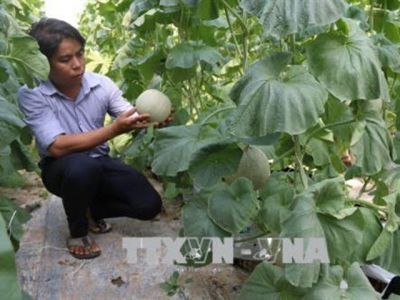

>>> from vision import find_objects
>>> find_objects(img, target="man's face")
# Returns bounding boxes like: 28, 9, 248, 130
49, 37, 85, 90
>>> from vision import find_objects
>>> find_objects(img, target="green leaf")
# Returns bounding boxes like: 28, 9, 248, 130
182, 190, 230, 238
188, 142, 242, 187
0, 214, 22, 300
382, 192, 400, 232
353, 208, 382, 263
304, 263, 380, 299
0, 7, 21, 37
381, 167, 400, 190
208, 178, 258, 234
0, 198, 31, 250
152, 125, 201, 176
166, 43, 223, 70
128, 0, 159, 20
230, 52, 328, 136
318, 212, 365, 264
350, 117, 393, 176
238, 263, 308, 300
302, 265, 344, 299
320, 97, 355, 148
258, 174, 296, 233
280, 178, 365, 287
2, 35, 49, 88
240, 0, 348, 38
0, 97, 25, 149
0, 65, 9, 83
372, 34, 400, 72
196, 0, 219, 20
376, 229, 400, 274
345, 263, 380, 299
9, 139, 37, 172
152, 124, 222, 176
366, 228, 391, 261
300, 122, 339, 167
307, 18, 390, 102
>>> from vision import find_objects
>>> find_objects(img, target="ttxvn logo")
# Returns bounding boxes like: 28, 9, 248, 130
122, 237, 330, 264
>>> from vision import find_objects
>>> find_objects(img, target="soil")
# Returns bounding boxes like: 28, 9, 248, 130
0, 171, 48, 212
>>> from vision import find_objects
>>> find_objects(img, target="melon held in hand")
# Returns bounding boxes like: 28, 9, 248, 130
135, 89, 172, 123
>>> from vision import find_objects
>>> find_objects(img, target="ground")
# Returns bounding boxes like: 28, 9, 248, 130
0, 171, 48, 212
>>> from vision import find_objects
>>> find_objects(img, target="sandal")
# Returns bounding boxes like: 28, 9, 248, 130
67, 235, 101, 259
89, 219, 112, 234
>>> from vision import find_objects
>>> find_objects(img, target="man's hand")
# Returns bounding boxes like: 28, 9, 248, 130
154, 109, 175, 128
113, 108, 153, 134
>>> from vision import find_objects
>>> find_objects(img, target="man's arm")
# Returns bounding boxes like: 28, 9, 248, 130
48, 108, 150, 158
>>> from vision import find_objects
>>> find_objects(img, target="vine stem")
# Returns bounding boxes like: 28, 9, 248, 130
219, 0, 249, 69
381, 0, 387, 32
270, 148, 295, 168
345, 198, 387, 214
369, 0, 375, 33
223, 6, 242, 57
293, 135, 308, 190
200, 105, 236, 124
304, 119, 357, 147
357, 176, 372, 199
187, 78, 201, 116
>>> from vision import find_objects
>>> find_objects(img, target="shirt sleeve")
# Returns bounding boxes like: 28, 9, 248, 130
101, 76, 134, 118
18, 86, 66, 152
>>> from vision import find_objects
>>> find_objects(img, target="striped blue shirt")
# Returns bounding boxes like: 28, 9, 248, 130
18, 72, 133, 159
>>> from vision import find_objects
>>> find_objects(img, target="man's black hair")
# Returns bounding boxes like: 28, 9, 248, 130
29, 18, 86, 59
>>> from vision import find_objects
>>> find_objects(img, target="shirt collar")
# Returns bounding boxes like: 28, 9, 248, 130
38, 72, 101, 97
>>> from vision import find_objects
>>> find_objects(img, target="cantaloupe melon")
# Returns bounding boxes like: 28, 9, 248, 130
135, 89, 172, 123
237, 146, 270, 190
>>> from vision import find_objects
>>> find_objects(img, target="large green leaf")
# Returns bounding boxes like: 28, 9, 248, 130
237, 263, 308, 300
152, 125, 201, 176
304, 263, 380, 299
0, 214, 23, 300
280, 178, 364, 287
0, 96, 25, 149
182, 190, 230, 238
166, 43, 223, 71
152, 124, 223, 176
229, 52, 328, 137
258, 174, 296, 233
307, 19, 390, 102
208, 178, 258, 234
0, 7, 21, 37
188, 142, 242, 187
240, 0, 348, 38
1, 35, 49, 88
350, 117, 393, 176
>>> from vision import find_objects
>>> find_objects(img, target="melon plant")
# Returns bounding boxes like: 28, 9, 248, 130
231, 146, 271, 190
135, 89, 172, 123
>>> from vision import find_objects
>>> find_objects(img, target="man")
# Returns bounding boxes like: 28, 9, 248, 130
18, 18, 166, 259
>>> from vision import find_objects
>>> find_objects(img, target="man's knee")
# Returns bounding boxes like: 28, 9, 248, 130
133, 193, 163, 220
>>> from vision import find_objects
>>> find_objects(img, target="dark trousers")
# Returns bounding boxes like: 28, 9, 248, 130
40, 153, 162, 238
